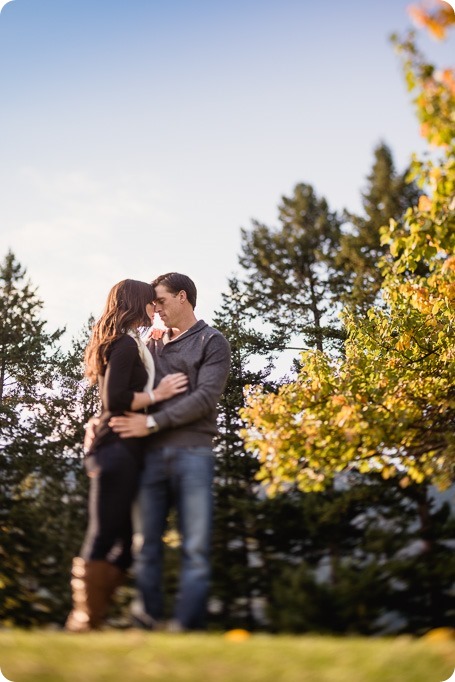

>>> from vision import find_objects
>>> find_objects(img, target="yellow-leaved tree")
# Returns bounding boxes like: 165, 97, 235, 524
241, 1, 455, 494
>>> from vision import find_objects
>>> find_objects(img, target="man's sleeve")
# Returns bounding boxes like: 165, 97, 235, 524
152, 334, 231, 431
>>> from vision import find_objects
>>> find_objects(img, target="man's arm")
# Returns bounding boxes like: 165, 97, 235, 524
110, 334, 231, 438
154, 334, 230, 430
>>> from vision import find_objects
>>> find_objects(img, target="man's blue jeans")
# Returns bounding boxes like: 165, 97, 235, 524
136, 445, 215, 630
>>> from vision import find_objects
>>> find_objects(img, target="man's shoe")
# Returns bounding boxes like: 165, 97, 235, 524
130, 599, 161, 631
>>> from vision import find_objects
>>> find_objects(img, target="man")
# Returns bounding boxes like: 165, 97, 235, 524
110, 272, 230, 631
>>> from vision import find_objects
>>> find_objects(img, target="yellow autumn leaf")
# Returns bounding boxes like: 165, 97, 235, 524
442, 256, 455, 273
336, 404, 354, 427
382, 466, 395, 480
427, 18, 447, 40
408, 5, 428, 28
418, 194, 433, 212
396, 333, 412, 351
224, 629, 251, 642
420, 122, 430, 138
432, 300, 443, 314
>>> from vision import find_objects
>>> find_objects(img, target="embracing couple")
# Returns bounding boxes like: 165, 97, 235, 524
66, 272, 231, 633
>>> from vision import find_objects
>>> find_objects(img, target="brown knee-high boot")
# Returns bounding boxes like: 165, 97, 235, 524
65, 558, 113, 632
104, 563, 125, 604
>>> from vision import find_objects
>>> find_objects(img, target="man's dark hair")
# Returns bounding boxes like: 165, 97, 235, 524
152, 272, 197, 309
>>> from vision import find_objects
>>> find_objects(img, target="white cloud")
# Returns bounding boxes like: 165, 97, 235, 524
0, 165, 237, 347
1, 167, 175, 339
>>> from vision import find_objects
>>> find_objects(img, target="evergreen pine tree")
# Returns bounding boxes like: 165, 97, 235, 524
0, 252, 96, 625
254, 475, 455, 635
239, 183, 343, 352
210, 278, 275, 629
386, 483, 455, 633
334, 143, 420, 313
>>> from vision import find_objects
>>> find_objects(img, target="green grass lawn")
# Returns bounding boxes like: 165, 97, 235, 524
0, 630, 454, 682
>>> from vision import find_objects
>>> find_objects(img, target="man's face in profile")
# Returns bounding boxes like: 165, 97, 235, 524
153, 284, 182, 328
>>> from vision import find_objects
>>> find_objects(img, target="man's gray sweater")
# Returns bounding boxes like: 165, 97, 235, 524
147, 319, 231, 448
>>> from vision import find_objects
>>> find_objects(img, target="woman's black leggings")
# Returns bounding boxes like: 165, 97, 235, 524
80, 440, 141, 571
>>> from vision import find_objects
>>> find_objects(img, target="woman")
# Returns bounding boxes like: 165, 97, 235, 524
66, 279, 187, 632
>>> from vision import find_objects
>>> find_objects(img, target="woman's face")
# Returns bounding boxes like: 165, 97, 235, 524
146, 302, 155, 323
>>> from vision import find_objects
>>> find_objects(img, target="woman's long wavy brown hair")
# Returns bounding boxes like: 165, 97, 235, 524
85, 279, 155, 384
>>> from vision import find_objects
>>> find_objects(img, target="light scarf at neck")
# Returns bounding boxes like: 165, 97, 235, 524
127, 330, 155, 394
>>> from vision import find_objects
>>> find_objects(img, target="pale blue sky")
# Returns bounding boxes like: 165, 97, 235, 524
0, 0, 453, 345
